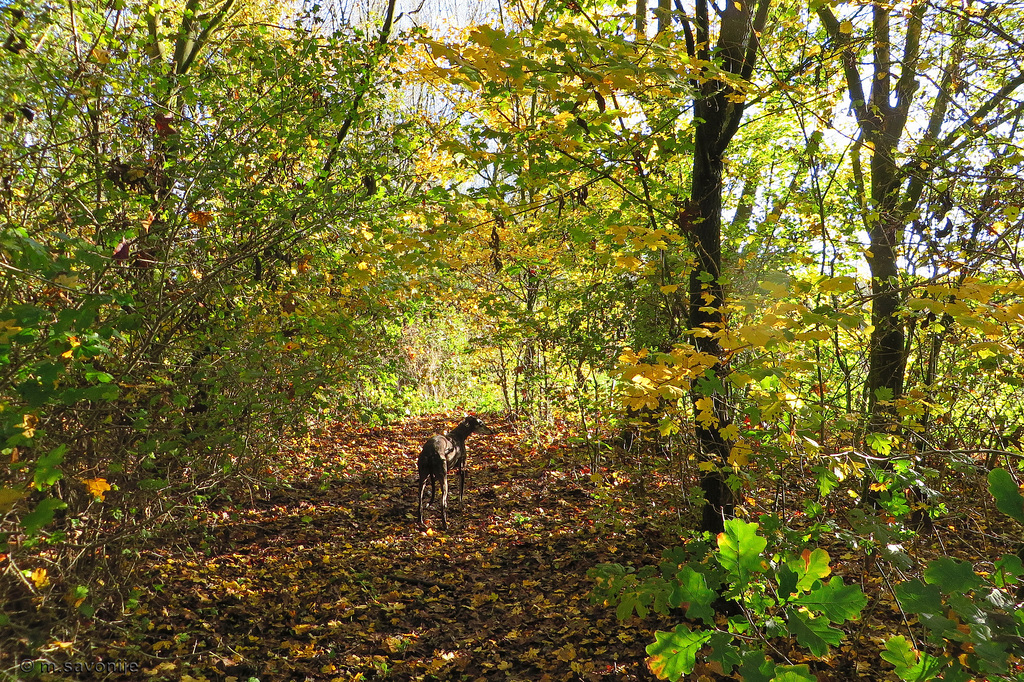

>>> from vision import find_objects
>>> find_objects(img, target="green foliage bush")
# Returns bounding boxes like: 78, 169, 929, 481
0, 0, 422, 650
591, 471, 1024, 681
591, 518, 867, 681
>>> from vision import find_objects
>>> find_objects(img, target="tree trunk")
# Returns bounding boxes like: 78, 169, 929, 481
688, 130, 735, 534
864, 214, 906, 431
684, 0, 769, 534
817, 1, 923, 437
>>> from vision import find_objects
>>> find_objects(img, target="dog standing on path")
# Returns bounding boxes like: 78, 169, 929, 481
417, 416, 493, 530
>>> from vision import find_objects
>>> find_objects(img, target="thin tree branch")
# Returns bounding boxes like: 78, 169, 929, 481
321, 0, 398, 180
817, 6, 869, 124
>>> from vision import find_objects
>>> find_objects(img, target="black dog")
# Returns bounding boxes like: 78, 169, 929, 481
417, 416, 493, 529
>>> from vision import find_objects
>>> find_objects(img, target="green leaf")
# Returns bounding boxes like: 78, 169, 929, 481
33, 445, 67, 489
22, 497, 68, 535
773, 665, 817, 682
993, 553, 1023, 588
793, 576, 867, 623
80, 383, 120, 401
988, 469, 1024, 523
669, 566, 716, 625
973, 639, 1010, 674
880, 635, 947, 681
873, 387, 895, 402
717, 519, 767, 588
736, 649, 775, 682
923, 557, 982, 594
787, 548, 832, 592
617, 590, 644, 619
645, 624, 712, 680
17, 378, 52, 407
85, 370, 114, 383
895, 579, 944, 615
938, 664, 972, 682
880, 635, 917, 671
706, 632, 740, 674
786, 609, 841, 657
946, 593, 985, 625
866, 431, 894, 455
918, 612, 961, 643
777, 563, 798, 599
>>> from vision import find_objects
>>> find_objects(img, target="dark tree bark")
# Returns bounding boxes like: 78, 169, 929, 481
816, 1, 925, 434
684, 0, 770, 534
817, 0, 1024, 449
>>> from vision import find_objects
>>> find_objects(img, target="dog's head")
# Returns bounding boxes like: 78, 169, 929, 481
464, 415, 494, 435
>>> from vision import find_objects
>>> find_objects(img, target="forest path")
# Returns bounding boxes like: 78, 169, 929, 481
127, 415, 674, 681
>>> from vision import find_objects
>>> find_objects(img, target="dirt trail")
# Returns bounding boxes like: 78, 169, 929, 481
126, 415, 671, 680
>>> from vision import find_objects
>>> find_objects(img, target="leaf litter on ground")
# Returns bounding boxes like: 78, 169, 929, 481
106, 415, 1018, 681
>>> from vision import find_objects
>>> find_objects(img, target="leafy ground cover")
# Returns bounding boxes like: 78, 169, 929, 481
71, 415, 1011, 681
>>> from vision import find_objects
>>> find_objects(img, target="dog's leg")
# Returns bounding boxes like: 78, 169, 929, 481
440, 471, 450, 530
418, 474, 430, 526
459, 466, 465, 509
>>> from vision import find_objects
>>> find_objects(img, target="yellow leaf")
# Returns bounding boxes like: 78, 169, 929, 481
839, 20, 853, 34
659, 384, 685, 399
615, 255, 642, 271
659, 284, 678, 294
739, 324, 775, 347
90, 47, 111, 64
618, 347, 648, 364
818, 275, 857, 293
188, 211, 215, 227
758, 281, 789, 298
84, 478, 111, 501
695, 397, 719, 428
19, 414, 38, 439
0, 319, 22, 342
61, 336, 81, 359
728, 442, 751, 467
728, 372, 752, 388
31, 567, 49, 588
719, 424, 740, 441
